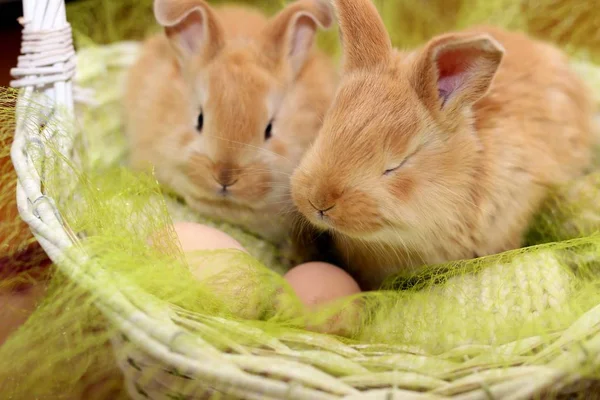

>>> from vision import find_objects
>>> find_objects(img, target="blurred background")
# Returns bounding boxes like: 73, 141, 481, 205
0, 0, 33, 347
0, 0, 58, 347
0, 0, 21, 86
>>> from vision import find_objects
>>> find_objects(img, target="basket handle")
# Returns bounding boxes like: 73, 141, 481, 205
9, 0, 77, 264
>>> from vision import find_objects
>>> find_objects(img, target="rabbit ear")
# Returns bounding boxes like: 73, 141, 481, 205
154, 0, 224, 63
261, 0, 333, 77
331, 0, 392, 73
411, 33, 504, 115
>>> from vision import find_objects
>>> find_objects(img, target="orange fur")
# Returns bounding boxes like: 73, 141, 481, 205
124, 0, 337, 244
291, 0, 595, 290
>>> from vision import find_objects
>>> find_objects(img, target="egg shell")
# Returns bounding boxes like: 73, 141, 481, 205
282, 262, 362, 336
283, 262, 361, 307
173, 222, 247, 254
172, 222, 267, 320
172, 222, 250, 280
306, 298, 363, 337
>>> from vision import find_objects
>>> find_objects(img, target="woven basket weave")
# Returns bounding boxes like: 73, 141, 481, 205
9, 1, 600, 399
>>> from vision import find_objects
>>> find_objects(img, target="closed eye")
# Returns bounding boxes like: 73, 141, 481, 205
383, 159, 408, 176
382, 144, 423, 176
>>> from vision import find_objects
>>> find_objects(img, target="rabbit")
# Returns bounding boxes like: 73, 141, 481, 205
123, 0, 337, 250
290, 0, 595, 290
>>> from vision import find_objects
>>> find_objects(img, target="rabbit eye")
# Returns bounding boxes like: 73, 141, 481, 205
383, 144, 423, 176
196, 112, 203, 132
383, 159, 407, 176
264, 120, 273, 141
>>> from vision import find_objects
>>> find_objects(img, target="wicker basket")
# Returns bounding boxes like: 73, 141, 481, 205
9, 0, 600, 399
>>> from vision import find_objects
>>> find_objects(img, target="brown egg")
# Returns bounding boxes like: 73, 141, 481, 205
172, 222, 265, 320
172, 222, 249, 280
173, 222, 247, 254
283, 262, 361, 306
283, 262, 362, 336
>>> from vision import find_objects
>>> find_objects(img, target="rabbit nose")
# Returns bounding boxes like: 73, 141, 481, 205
308, 199, 336, 219
214, 166, 239, 191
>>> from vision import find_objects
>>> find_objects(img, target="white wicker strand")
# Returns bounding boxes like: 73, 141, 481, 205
11, 0, 75, 248
109, 311, 339, 400
22, 0, 35, 25
13, 0, 75, 155
31, 2, 47, 31
45, 0, 64, 28
10, 24, 75, 98
12, 120, 73, 253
